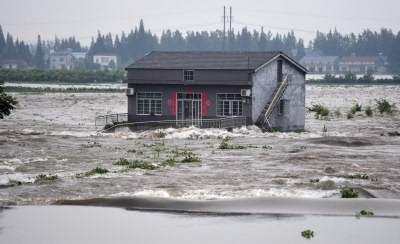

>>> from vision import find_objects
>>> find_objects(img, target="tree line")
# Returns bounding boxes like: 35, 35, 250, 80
1, 20, 400, 72
0, 69, 124, 83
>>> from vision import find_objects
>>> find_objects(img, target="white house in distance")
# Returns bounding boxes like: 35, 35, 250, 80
299, 56, 339, 74
339, 53, 385, 73
93, 53, 117, 71
50, 49, 75, 70
71, 52, 87, 61
1, 59, 28, 69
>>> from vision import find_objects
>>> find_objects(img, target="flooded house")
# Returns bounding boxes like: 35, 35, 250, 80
123, 51, 307, 131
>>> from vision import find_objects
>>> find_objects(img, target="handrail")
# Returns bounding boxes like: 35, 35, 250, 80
263, 74, 291, 126
101, 116, 246, 132
95, 113, 128, 126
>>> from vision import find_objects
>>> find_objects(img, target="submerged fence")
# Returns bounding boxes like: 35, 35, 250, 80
95, 114, 246, 131
95, 113, 128, 126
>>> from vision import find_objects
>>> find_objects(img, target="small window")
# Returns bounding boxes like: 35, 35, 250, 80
101, 57, 109, 63
59, 58, 64, 62
184, 70, 194, 81
278, 100, 284, 115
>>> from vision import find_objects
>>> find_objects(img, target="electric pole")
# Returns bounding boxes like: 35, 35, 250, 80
229, 6, 232, 51
223, 6, 226, 51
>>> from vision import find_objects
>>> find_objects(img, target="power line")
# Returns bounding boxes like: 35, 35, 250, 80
5, 8, 219, 27
235, 22, 317, 34
235, 8, 400, 23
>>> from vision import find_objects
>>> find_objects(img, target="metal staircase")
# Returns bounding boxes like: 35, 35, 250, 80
256, 74, 291, 127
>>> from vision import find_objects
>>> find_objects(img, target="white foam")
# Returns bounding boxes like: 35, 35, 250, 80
129, 188, 337, 200
0, 173, 36, 185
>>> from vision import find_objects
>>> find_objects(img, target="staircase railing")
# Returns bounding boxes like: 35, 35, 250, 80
263, 74, 291, 127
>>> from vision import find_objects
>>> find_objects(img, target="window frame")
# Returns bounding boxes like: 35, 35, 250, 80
136, 92, 162, 115
183, 70, 194, 81
216, 93, 243, 117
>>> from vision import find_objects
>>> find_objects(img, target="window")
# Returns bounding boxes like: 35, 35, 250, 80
137, 93, 162, 115
310, 67, 315, 72
59, 58, 64, 62
101, 57, 109, 63
326, 66, 332, 71
96, 58, 99, 63
184, 70, 194, 81
278, 100, 290, 116
217, 94, 243, 116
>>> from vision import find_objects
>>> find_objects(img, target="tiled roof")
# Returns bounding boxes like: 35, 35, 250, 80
126, 51, 284, 70
93, 53, 117, 57
340, 56, 380, 63
299, 56, 339, 63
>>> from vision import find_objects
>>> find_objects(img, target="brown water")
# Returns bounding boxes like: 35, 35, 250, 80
0, 85, 400, 205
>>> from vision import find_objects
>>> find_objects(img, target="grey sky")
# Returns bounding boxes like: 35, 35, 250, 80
1, 0, 399, 46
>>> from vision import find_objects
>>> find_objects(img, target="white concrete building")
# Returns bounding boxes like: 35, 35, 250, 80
93, 53, 118, 71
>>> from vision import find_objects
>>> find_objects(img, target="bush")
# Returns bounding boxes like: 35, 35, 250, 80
84, 167, 109, 176
340, 187, 358, 198
365, 106, 373, 116
301, 230, 315, 239
334, 109, 341, 118
376, 99, 397, 115
181, 155, 201, 163
307, 104, 329, 119
35, 174, 58, 181
347, 111, 354, 119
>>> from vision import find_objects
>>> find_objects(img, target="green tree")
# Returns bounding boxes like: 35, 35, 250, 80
295, 39, 306, 61
35, 35, 45, 69
388, 31, 400, 73
0, 80, 18, 119
108, 59, 116, 71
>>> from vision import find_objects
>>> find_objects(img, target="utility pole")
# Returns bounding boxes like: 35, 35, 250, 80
223, 6, 226, 51
229, 6, 232, 51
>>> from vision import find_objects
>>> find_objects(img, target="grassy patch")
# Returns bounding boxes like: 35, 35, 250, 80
219, 137, 247, 149
388, 131, 400, 136
127, 160, 158, 170
340, 187, 359, 198
376, 99, 397, 115
262, 145, 272, 149
310, 178, 320, 183
35, 174, 58, 181
301, 230, 315, 239
307, 104, 330, 119
82, 142, 102, 148
181, 155, 201, 163
160, 158, 177, 167
365, 106, 373, 116
347, 111, 354, 119
347, 173, 369, 180
84, 167, 109, 176
113, 158, 131, 166
356, 210, 374, 219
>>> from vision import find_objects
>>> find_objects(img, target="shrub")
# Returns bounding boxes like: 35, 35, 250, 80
376, 99, 397, 115
349, 106, 357, 115
156, 130, 166, 138
310, 178, 320, 183
127, 160, 158, 170
35, 174, 58, 181
334, 109, 341, 118
113, 158, 131, 166
181, 155, 201, 163
340, 187, 358, 198
347, 111, 354, 119
161, 158, 177, 167
388, 131, 400, 136
365, 106, 373, 116
347, 173, 369, 180
355, 103, 362, 112
356, 210, 374, 219
84, 167, 109, 176
301, 230, 315, 239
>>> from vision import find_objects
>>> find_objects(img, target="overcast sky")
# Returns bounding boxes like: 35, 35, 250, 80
1, 0, 399, 46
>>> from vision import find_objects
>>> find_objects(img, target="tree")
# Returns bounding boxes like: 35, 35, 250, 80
388, 31, 400, 73
35, 35, 45, 69
295, 39, 306, 61
0, 80, 18, 119
108, 59, 116, 71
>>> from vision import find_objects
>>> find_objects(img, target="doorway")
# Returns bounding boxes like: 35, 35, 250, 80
176, 93, 202, 126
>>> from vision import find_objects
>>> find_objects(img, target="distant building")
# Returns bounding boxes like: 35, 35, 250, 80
299, 56, 339, 74
93, 53, 117, 71
71, 52, 87, 61
339, 53, 385, 74
1, 59, 28, 69
50, 49, 75, 70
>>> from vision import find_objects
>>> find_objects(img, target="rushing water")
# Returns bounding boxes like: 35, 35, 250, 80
0, 85, 400, 205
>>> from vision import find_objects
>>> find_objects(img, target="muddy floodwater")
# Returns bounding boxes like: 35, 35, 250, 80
1, 85, 400, 205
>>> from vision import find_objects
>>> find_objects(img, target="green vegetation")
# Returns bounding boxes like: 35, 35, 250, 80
35, 174, 58, 181
340, 187, 359, 198
307, 104, 329, 119
161, 157, 177, 167
82, 142, 102, 148
5, 86, 123, 93
308, 73, 400, 84
388, 131, 400, 136
334, 109, 341, 118
375, 99, 397, 115
294, 128, 307, 133
218, 137, 247, 150
301, 230, 315, 239
127, 160, 158, 170
310, 178, 320, 183
181, 154, 201, 163
347, 111, 354, 119
113, 158, 131, 166
262, 145, 272, 149
365, 106, 373, 116
156, 130, 166, 138
0, 80, 18, 119
264, 126, 283, 133
0, 69, 124, 83
84, 167, 109, 176
347, 173, 369, 180
356, 210, 374, 219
